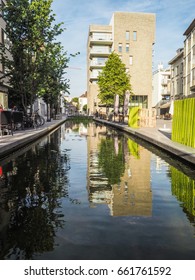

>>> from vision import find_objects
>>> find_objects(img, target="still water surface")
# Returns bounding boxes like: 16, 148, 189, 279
0, 120, 195, 260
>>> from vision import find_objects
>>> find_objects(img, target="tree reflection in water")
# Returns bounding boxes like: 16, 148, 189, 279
98, 134, 125, 185
0, 129, 70, 259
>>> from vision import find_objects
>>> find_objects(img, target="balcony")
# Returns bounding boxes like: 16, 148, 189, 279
90, 47, 111, 58
161, 90, 171, 97
89, 75, 99, 81
90, 61, 106, 69
89, 35, 113, 46
161, 79, 170, 85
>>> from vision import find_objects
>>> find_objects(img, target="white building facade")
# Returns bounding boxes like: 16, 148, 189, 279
183, 19, 195, 96
152, 63, 171, 116
169, 48, 184, 99
79, 91, 87, 112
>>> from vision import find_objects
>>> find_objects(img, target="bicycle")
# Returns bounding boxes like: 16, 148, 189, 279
31, 110, 45, 128
23, 110, 45, 128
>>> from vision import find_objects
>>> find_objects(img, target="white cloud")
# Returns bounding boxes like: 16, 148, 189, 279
51, 0, 195, 97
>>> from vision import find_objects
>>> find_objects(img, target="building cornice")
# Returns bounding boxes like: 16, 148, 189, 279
168, 49, 184, 65
183, 19, 195, 36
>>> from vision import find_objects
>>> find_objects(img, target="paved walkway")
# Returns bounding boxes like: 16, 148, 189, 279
0, 116, 195, 167
0, 117, 66, 158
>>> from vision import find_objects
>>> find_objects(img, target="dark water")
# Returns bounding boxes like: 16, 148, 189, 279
0, 120, 195, 260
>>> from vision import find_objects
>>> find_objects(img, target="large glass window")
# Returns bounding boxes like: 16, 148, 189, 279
130, 96, 148, 108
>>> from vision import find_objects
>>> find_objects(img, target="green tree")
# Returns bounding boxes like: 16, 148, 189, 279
39, 42, 70, 119
71, 97, 79, 110
0, 0, 69, 113
83, 104, 87, 112
71, 97, 79, 103
97, 52, 132, 106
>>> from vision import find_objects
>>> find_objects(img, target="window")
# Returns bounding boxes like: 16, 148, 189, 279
1, 29, 11, 49
126, 43, 129, 52
126, 31, 130, 40
192, 68, 195, 82
129, 56, 133, 65
176, 65, 179, 75
180, 62, 183, 73
1, 29, 4, 45
130, 96, 148, 108
118, 43, 122, 53
181, 78, 183, 94
193, 54, 195, 67
133, 31, 137, 41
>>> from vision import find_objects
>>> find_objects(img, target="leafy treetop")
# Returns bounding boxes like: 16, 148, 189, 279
97, 52, 132, 106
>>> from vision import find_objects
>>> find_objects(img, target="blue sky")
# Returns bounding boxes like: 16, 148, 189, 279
51, 0, 195, 98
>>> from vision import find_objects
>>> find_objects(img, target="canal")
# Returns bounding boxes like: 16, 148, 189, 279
0, 119, 195, 260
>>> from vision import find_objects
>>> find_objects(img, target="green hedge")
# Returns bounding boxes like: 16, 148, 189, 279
172, 98, 195, 148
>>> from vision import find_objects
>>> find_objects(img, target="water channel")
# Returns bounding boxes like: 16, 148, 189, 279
0, 119, 195, 260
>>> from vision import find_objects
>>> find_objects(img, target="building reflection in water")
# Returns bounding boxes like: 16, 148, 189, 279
87, 123, 152, 217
